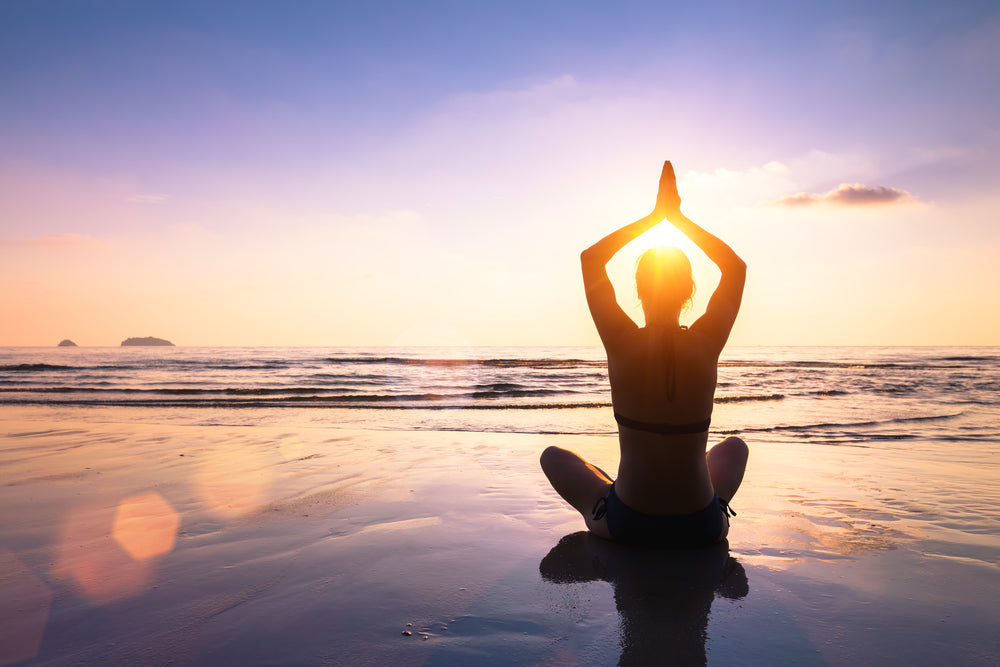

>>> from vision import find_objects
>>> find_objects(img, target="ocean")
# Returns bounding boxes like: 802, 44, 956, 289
2, 345, 997, 445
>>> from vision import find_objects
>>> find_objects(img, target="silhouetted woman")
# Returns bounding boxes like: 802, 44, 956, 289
541, 161, 748, 547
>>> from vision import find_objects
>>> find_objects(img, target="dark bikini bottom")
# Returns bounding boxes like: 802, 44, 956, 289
593, 483, 735, 549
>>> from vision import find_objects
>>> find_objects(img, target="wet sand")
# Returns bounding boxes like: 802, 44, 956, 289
2, 406, 998, 665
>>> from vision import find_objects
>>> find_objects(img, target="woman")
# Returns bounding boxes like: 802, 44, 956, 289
541, 161, 748, 547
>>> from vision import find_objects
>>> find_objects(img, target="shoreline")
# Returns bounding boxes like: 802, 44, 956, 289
2, 406, 998, 665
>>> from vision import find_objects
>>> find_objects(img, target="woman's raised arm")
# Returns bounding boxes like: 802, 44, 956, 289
655, 161, 746, 347
581, 212, 662, 344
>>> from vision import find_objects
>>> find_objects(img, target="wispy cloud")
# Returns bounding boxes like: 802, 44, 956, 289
0, 233, 101, 248
126, 194, 169, 204
767, 183, 915, 207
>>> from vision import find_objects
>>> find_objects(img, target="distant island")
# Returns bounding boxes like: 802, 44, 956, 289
57, 339, 78, 347
121, 336, 175, 347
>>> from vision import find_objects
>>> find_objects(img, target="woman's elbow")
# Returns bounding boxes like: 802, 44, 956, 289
580, 247, 602, 268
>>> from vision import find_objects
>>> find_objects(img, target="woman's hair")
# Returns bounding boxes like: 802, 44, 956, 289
635, 246, 695, 320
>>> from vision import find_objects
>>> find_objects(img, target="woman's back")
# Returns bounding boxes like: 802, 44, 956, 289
608, 326, 721, 514
606, 325, 718, 425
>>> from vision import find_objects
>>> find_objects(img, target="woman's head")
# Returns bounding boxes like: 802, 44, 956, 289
635, 246, 695, 323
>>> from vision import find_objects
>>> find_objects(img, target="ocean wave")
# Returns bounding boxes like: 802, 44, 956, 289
0, 385, 569, 399
736, 412, 963, 434
0, 360, 299, 373
934, 355, 999, 363
719, 360, 955, 371
4, 385, 781, 405
151, 359, 294, 370
473, 382, 525, 392
714, 393, 784, 404
0, 394, 612, 410
324, 356, 607, 369
0, 363, 79, 372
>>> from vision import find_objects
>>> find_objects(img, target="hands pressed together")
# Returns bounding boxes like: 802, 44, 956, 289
653, 160, 683, 222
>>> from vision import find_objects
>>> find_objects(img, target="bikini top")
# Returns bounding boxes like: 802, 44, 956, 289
614, 411, 711, 435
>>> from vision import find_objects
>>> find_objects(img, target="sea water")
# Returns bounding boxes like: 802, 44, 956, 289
2, 345, 997, 445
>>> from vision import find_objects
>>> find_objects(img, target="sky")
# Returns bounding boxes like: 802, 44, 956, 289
1, 0, 998, 347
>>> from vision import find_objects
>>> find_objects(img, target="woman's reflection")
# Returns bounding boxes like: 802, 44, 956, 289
540, 532, 749, 666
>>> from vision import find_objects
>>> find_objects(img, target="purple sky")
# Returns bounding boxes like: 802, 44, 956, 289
2, 1, 998, 345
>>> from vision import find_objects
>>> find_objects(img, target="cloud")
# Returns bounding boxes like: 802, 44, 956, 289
768, 183, 915, 207
0, 233, 101, 248
126, 194, 169, 204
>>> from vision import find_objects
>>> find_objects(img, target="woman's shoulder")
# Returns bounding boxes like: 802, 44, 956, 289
606, 326, 718, 368
635, 324, 717, 352
677, 326, 722, 357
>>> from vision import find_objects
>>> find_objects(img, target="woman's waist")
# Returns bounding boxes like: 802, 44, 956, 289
615, 447, 714, 514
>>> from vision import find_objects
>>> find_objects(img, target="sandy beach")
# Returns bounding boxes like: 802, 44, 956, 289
2, 402, 997, 666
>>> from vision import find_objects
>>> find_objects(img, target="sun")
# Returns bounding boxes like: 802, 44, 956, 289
634, 221, 688, 254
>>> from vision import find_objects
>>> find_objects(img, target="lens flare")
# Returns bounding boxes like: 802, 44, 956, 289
112, 492, 179, 561
53, 503, 153, 604
195, 441, 272, 518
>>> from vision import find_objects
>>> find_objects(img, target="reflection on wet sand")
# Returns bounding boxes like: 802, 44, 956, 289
540, 533, 748, 666
0, 550, 53, 664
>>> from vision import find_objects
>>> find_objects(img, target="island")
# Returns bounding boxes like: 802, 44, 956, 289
57, 339, 78, 347
121, 336, 175, 347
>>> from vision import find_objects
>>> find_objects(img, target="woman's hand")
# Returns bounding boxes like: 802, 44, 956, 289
654, 160, 682, 221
